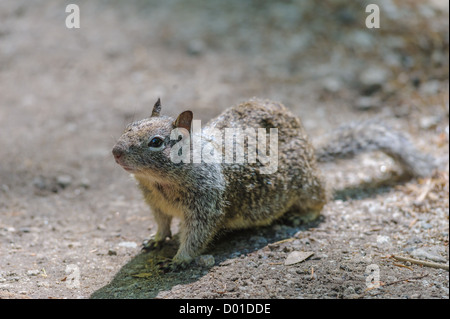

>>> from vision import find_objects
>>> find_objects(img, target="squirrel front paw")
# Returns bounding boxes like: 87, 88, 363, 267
156, 258, 191, 273
142, 237, 168, 251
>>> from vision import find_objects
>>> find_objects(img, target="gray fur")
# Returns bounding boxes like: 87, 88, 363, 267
315, 120, 436, 177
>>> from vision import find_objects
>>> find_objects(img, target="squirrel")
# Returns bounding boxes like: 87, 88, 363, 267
112, 98, 435, 269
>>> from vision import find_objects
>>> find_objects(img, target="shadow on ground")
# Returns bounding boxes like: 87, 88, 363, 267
90, 216, 321, 299
90, 173, 414, 299
333, 172, 413, 201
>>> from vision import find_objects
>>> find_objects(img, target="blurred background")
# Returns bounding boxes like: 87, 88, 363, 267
0, 0, 448, 188
0, 0, 448, 298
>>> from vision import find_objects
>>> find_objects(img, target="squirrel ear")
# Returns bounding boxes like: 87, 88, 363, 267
173, 111, 193, 131
151, 98, 162, 117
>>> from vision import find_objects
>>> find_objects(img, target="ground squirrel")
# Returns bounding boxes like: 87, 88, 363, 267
112, 98, 435, 269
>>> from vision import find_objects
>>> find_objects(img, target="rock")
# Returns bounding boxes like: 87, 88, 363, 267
283, 246, 293, 253
117, 241, 138, 249
343, 286, 356, 296
56, 175, 72, 188
419, 116, 440, 130
108, 249, 117, 256
354, 96, 381, 110
79, 178, 91, 189
187, 39, 206, 56
196, 255, 215, 268
383, 52, 402, 68
26, 269, 40, 276
346, 31, 374, 49
32, 176, 60, 193
32, 176, 47, 190
376, 235, 390, 245
267, 243, 279, 251
284, 251, 314, 266
407, 237, 422, 245
359, 67, 391, 95
360, 67, 390, 85
322, 77, 342, 93
420, 80, 442, 95
419, 221, 433, 230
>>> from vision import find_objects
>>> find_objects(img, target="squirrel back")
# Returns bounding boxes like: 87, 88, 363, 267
207, 99, 327, 229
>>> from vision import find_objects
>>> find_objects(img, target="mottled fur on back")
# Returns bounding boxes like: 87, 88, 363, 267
208, 99, 327, 229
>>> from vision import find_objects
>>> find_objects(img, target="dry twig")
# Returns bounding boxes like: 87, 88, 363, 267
382, 273, 429, 287
416, 179, 434, 203
393, 263, 414, 271
391, 255, 449, 271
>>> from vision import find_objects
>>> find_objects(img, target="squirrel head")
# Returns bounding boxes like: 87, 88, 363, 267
112, 99, 193, 181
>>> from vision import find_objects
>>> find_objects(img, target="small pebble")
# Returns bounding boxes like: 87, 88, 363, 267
118, 241, 138, 249
376, 235, 390, 245
57, 175, 72, 188
344, 286, 355, 296
354, 96, 380, 110
26, 269, 40, 276
108, 249, 117, 256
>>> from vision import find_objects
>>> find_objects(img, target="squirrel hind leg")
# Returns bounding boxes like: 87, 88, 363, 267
289, 200, 325, 223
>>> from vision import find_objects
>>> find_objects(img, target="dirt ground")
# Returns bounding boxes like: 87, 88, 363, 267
0, 0, 448, 299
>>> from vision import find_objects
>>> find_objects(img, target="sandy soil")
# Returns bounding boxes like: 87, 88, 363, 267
0, 0, 448, 299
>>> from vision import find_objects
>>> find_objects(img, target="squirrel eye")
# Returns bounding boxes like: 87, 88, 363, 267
148, 136, 164, 149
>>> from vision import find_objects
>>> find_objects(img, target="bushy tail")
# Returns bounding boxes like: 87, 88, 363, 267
314, 120, 436, 178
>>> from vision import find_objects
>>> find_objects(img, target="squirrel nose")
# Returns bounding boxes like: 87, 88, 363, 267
112, 145, 126, 160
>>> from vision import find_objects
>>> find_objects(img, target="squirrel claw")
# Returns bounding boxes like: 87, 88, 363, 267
155, 258, 172, 272
157, 259, 190, 273
142, 239, 164, 251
